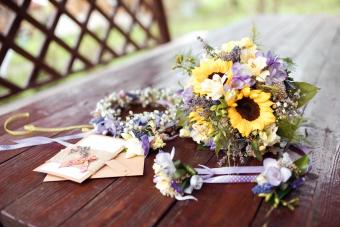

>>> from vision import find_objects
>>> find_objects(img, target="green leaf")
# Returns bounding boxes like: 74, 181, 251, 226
293, 82, 319, 107
282, 57, 296, 72
294, 155, 310, 174
176, 109, 188, 128
251, 24, 259, 44
173, 169, 187, 179
183, 164, 197, 175
180, 178, 191, 192
277, 116, 305, 142
251, 139, 262, 161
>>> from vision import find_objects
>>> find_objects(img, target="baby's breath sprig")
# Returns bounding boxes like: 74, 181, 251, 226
173, 53, 197, 75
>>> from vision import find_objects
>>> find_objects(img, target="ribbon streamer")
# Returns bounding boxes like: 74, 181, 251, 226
195, 165, 264, 176
0, 132, 90, 151
4, 112, 93, 136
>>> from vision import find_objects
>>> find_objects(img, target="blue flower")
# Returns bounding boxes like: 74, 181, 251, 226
290, 177, 305, 189
252, 183, 273, 194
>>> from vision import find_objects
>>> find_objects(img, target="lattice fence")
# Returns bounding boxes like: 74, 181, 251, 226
0, 0, 170, 99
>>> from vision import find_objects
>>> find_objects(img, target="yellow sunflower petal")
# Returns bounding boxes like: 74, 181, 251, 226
228, 88, 276, 137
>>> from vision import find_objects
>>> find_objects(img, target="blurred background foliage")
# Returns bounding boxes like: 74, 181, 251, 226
166, 0, 340, 37
0, 0, 339, 106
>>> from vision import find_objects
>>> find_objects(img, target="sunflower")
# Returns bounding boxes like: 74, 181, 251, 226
191, 59, 232, 95
227, 87, 275, 137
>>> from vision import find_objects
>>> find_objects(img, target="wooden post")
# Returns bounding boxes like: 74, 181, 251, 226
153, 0, 170, 43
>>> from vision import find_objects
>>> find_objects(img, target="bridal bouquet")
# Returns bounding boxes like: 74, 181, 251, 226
175, 36, 318, 163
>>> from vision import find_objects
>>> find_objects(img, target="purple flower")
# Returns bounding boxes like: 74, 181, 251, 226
265, 52, 287, 85
91, 117, 122, 136
181, 87, 194, 105
171, 180, 183, 194
140, 134, 150, 156
205, 139, 216, 150
290, 177, 305, 189
231, 63, 255, 89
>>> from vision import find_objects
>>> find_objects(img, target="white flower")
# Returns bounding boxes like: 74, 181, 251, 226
153, 171, 177, 197
247, 56, 268, 80
279, 152, 294, 168
263, 158, 292, 186
154, 148, 176, 175
121, 132, 144, 158
259, 124, 281, 151
200, 74, 227, 100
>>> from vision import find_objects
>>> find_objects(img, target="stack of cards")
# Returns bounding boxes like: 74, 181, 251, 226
34, 135, 145, 183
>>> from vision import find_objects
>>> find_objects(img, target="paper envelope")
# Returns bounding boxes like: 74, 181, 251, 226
34, 135, 128, 183
43, 152, 145, 182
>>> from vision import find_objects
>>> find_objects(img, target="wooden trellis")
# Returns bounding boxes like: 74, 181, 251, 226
0, 0, 170, 99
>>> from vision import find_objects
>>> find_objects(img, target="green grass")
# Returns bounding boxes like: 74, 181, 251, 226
1, 0, 340, 106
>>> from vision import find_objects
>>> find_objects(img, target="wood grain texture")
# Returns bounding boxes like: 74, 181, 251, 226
252, 17, 340, 227
0, 15, 339, 227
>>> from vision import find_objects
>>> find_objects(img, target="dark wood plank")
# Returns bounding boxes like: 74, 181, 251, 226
252, 17, 340, 227
0, 17, 253, 227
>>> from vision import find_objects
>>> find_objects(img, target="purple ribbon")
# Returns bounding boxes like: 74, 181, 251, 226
194, 165, 262, 184
202, 175, 257, 183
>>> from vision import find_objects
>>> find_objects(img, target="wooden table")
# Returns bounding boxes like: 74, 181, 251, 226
0, 15, 339, 227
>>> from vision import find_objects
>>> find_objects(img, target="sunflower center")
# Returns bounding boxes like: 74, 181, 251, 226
235, 97, 260, 121
207, 72, 225, 80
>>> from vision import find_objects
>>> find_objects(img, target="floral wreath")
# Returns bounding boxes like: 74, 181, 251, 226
90, 87, 182, 157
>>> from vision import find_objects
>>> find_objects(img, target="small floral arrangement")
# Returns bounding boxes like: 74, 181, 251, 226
175, 36, 318, 163
91, 87, 182, 157
252, 153, 310, 210
153, 148, 310, 210
153, 148, 203, 200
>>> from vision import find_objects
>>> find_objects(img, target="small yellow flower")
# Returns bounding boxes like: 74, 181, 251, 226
222, 40, 239, 52
239, 37, 255, 49
189, 108, 205, 124
179, 127, 191, 137
151, 134, 166, 149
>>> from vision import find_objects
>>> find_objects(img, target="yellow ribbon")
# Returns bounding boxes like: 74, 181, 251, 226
4, 112, 93, 136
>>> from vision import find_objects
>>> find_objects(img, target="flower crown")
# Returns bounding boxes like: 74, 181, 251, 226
91, 87, 182, 157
